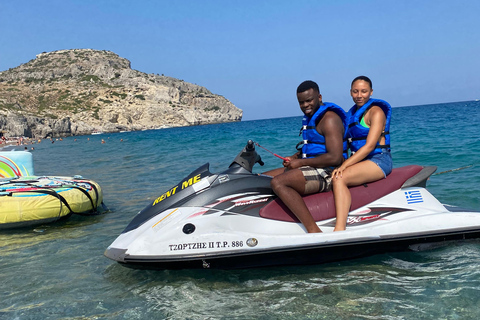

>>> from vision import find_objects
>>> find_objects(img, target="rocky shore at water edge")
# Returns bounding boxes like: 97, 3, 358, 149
0, 49, 243, 139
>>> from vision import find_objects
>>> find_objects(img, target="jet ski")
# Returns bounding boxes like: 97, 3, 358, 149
105, 140, 480, 269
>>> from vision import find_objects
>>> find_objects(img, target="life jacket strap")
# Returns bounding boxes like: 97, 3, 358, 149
348, 131, 389, 143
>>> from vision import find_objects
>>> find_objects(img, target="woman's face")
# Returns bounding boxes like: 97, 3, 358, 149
350, 80, 373, 107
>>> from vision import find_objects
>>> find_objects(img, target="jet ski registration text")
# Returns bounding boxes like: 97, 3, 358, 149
169, 241, 244, 251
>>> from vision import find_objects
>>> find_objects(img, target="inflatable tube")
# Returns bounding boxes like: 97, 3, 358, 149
0, 176, 104, 229
0, 151, 34, 178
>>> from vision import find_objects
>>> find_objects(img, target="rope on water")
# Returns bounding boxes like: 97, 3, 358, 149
433, 165, 473, 175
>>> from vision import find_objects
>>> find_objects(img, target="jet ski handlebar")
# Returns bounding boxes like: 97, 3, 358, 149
228, 140, 264, 173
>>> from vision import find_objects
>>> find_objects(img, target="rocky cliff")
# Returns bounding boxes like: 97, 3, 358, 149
0, 49, 242, 138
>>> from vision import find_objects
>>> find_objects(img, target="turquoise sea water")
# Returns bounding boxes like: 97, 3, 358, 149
1, 101, 479, 319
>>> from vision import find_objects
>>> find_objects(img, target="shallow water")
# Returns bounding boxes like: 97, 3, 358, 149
1, 101, 479, 319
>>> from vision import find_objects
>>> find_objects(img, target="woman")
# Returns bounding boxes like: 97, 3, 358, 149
331, 76, 392, 231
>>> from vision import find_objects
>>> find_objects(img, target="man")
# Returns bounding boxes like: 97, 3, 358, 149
265, 80, 346, 233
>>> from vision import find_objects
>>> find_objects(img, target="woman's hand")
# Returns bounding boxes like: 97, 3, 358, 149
332, 164, 347, 179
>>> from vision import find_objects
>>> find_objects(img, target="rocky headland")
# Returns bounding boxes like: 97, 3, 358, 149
0, 49, 242, 138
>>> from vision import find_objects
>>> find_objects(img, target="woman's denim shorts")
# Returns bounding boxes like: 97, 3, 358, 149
365, 148, 392, 177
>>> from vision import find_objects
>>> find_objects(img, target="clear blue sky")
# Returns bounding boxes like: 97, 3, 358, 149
1, 0, 479, 120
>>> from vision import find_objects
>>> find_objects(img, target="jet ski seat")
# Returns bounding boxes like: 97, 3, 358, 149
259, 165, 425, 222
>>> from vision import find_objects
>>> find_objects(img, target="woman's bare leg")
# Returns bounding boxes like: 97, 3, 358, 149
332, 160, 385, 231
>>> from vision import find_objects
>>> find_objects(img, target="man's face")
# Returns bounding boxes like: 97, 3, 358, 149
297, 88, 321, 117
